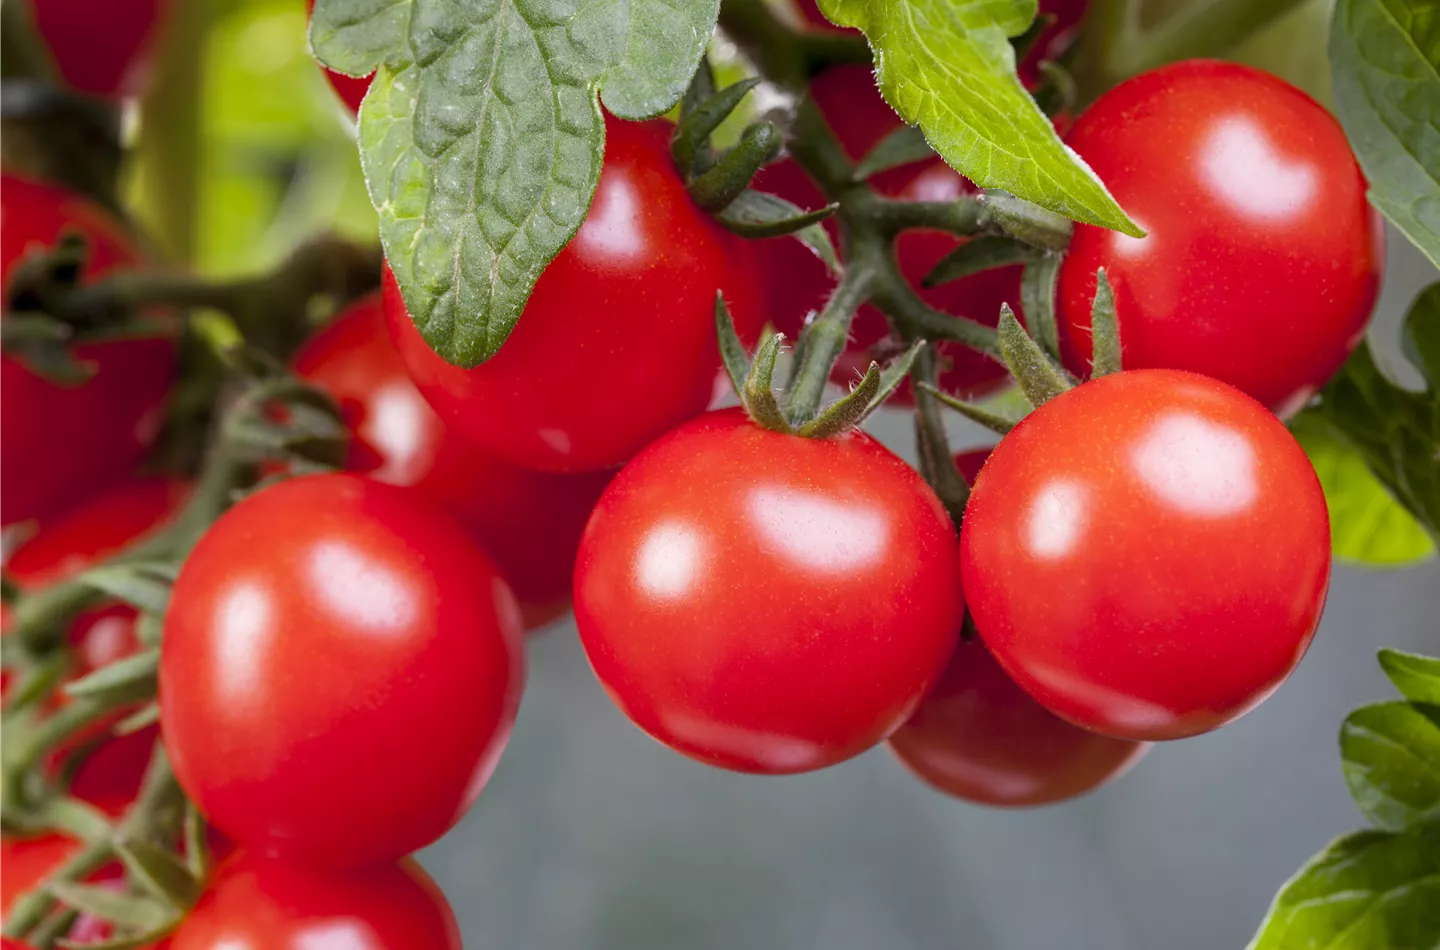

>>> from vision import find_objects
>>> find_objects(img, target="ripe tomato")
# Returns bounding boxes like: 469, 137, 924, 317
304, 0, 371, 113
160, 474, 524, 868
574, 408, 962, 773
295, 294, 611, 629
1057, 61, 1383, 416
961, 370, 1330, 741
891, 640, 1147, 806
28, 0, 166, 98
385, 116, 762, 473
753, 68, 1018, 402
168, 853, 459, 950
1, 174, 175, 527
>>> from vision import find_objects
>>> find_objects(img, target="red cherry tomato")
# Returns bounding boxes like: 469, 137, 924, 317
1, 174, 175, 527
891, 638, 1147, 806
575, 408, 962, 773
960, 370, 1330, 741
167, 853, 459, 950
28, 0, 166, 98
160, 474, 524, 868
1057, 61, 1383, 416
295, 294, 611, 629
753, 68, 1018, 401
305, 0, 371, 113
385, 116, 762, 473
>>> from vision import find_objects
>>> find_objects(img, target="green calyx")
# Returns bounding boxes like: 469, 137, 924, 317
714, 295, 920, 439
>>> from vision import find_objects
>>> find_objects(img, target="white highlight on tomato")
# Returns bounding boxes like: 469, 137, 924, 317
307, 539, 419, 633
1025, 478, 1088, 559
746, 486, 889, 572
634, 521, 705, 598
1131, 411, 1259, 517
1200, 115, 1318, 221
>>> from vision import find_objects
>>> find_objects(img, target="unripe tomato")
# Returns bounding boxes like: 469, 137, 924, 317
1, 174, 175, 527
891, 641, 1147, 807
386, 117, 762, 473
295, 294, 611, 629
305, 0, 371, 113
753, 67, 1019, 402
575, 408, 963, 773
28, 0, 167, 98
160, 474, 524, 868
167, 853, 459, 950
1057, 61, 1383, 416
961, 370, 1330, 741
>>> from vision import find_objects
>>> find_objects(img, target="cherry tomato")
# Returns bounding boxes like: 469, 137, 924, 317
1057, 61, 1383, 416
753, 68, 1018, 401
891, 640, 1147, 806
168, 853, 459, 950
575, 408, 962, 773
1, 174, 175, 527
305, 0, 371, 113
2, 938, 36, 950
385, 116, 762, 473
160, 473, 524, 868
28, 0, 166, 98
295, 294, 611, 629
960, 369, 1330, 741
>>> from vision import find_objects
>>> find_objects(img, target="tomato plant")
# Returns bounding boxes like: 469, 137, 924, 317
27, 0, 166, 99
0, 834, 125, 943
384, 116, 762, 473
961, 370, 1331, 741
574, 408, 962, 773
1057, 60, 1383, 416
160, 474, 525, 868
0, 175, 175, 527
295, 294, 611, 629
167, 853, 460, 950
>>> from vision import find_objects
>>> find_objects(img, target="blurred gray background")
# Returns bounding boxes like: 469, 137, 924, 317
422, 230, 1439, 950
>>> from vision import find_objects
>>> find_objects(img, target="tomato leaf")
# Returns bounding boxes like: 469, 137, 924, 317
309, 0, 720, 367
1381, 649, 1440, 705
48, 882, 174, 931
63, 650, 159, 704
1329, 0, 1440, 270
114, 838, 204, 910
923, 236, 1033, 289
815, 0, 1140, 237
1341, 701, 1440, 832
1247, 825, 1440, 949
853, 125, 934, 181
1290, 412, 1436, 568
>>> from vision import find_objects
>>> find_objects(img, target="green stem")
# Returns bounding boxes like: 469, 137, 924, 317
869, 198, 989, 237
872, 276, 1000, 357
911, 348, 969, 528
718, 0, 811, 91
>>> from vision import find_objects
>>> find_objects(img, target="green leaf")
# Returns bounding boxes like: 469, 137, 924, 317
816, 0, 1140, 237
1291, 413, 1436, 567
853, 125, 935, 180
714, 294, 749, 401
671, 76, 759, 176
79, 563, 176, 616
114, 838, 204, 910
997, 304, 1069, 407
1403, 281, 1440, 386
311, 0, 720, 367
48, 882, 174, 931
1020, 250, 1063, 361
1329, 0, 1440, 269
1247, 826, 1440, 949
921, 383, 1019, 435
1341, 701, 1440, 832
1381, 649, 1440, 705
63, 650, 160, 704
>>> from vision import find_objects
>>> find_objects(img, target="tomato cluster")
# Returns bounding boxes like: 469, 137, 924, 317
1, 0, 1380, 944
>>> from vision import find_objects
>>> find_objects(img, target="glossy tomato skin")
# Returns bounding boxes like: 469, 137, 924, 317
167, 853, 459, 950
891, 628, 1148, 806
386, 117, 762, 473
1, 174, 175, 527
961, 370, 1330, 741
295, 294, 611, 629
29, 0, 166, 98
160, 474, 524, 868
575, 408, 963, 773
305, 0, 371, 112
1057, 61, 1383, 416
